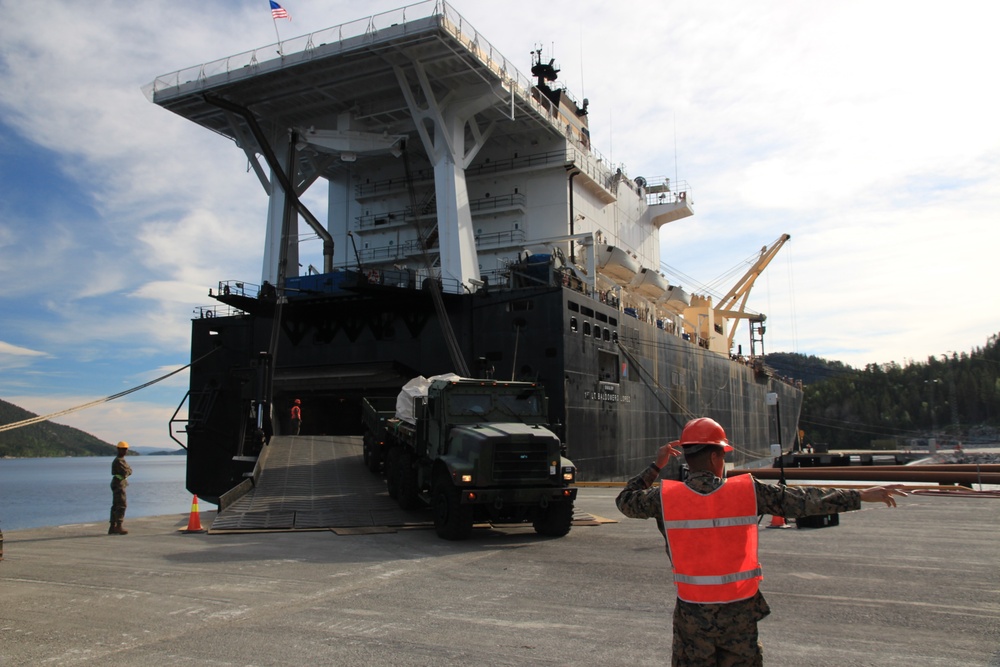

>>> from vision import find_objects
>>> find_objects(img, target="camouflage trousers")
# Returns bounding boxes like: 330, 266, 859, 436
110, 484, 127, 523
670, 594, 769, 666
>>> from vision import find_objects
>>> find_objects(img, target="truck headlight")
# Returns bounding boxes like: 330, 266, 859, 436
561, 466, 575, 482
460, 473, 473, 484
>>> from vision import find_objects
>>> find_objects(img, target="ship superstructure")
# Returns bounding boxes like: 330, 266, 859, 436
147, 1, 801, 502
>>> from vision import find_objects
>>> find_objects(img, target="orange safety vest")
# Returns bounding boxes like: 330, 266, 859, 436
290, 405, 301, 420
660, 474, 762, 603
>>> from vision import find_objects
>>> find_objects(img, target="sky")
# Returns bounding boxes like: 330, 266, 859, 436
1, 0, 998, 450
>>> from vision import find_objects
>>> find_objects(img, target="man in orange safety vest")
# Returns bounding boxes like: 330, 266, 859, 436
616, 417, 906, 666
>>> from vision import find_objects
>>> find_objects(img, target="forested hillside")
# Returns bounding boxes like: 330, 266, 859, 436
767, 333, 1000, 449
0, 399, 118, 457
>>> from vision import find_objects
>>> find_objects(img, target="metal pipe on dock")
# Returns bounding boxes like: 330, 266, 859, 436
730, 467, 1000, 485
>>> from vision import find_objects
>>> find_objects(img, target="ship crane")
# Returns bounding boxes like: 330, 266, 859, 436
713, 233, 791, 352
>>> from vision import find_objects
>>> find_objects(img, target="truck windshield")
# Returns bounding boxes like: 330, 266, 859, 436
495, 392, 543, 417
450, 394, 492, 416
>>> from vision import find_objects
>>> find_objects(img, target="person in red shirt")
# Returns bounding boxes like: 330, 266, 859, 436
290, 398, 302, 435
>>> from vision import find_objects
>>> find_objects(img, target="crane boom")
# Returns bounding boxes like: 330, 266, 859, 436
716, 233, 791, 351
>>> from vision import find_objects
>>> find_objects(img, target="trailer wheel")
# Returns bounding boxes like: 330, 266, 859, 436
385, 447, 401, 499
395, 450, 420, 510
533, 501, 574, 537
432, 474, 474, 540
362, 433, 381, 474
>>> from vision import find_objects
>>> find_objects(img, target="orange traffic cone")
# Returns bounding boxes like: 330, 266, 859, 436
766, 514, 791, 529
182, 495, 207, 533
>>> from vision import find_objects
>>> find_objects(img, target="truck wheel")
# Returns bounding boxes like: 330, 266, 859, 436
396, 450, 420, 511
432, 476, 474, 540
533, 501, 574, 537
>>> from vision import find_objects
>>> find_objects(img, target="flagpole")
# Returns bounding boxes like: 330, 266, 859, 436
273, 18, 283, 56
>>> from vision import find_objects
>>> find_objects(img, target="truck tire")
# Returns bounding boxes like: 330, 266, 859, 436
432, 475, 474, 540
395, 450, 420, 510
533, 501, 574, 537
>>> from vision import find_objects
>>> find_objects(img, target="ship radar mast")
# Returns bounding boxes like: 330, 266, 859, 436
530, 46, 559, 86
531, 46, 564, 108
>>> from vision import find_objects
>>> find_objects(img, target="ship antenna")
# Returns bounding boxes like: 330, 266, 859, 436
673, 112, 679, 187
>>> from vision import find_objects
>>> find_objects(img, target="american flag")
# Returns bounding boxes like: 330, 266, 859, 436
270, 1, 289, 20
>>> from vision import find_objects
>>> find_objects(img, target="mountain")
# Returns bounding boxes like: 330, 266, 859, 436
0, 398, 118, 457
765, 352, 855, 386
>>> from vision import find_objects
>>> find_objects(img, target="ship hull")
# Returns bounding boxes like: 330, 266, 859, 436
186, 277, 801, 502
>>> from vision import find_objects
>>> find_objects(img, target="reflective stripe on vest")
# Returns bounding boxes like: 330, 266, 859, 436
661, 474, 762, 604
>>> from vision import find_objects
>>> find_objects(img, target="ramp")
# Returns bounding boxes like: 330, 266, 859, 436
210, 435, 430, 532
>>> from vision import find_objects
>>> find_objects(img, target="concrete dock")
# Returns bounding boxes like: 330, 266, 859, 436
2, 480, 999, 665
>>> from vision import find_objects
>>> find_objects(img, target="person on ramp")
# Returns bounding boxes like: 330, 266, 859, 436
290, 398, 302, 435
616, 417, 907, 665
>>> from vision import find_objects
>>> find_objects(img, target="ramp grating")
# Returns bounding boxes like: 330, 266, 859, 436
211, 435, 430, 532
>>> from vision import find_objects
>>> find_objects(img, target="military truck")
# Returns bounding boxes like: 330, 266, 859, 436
361, 377, 577, 540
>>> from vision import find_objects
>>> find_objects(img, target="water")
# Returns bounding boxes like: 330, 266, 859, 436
0, 456, 192, 531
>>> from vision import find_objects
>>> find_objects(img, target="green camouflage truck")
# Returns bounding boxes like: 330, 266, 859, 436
361, 377, 577, 540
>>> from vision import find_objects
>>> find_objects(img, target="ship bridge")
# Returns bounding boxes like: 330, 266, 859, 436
144, 1, 614, 292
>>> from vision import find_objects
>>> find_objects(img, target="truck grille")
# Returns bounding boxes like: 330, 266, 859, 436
492, 442, 550, 482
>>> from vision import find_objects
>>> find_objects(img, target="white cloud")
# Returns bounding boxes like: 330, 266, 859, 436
0, 0, 997, 416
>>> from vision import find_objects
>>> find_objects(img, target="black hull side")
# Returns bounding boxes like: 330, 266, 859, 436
185, 283, 801, 501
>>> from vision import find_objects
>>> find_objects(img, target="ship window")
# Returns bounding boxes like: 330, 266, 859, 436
375, 217, 387, 226
598, 349, 620, 383
596, 312, 608, 323
609, 317, 618, 327
583, 322, 591, 336
567, 301, 580, 312
570, 317, 578, 332
581, 306, 594, 317
603, 328, 610, 342
612, 331, 618, 343
507, 300, 534, 312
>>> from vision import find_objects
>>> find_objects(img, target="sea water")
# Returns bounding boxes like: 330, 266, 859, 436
0, 456, 191, 531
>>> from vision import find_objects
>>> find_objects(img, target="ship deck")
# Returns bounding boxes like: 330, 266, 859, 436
3, 480, 998, 665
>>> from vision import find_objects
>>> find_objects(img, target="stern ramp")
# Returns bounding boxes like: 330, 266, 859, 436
211, 435, 428, 533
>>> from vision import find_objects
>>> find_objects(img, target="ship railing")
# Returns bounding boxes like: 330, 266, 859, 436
194, 304, 244, 319
435, 4, 620, 186
356, 227, 527, 264
642, 178, 692, 206
215, 279, 259, 298
145, 1, 448, 100
360, 265, 463, 294
355, 193, 527, 229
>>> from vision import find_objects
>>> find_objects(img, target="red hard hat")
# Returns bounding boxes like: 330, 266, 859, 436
294, 398, 301, 405
678, 418, 733, 452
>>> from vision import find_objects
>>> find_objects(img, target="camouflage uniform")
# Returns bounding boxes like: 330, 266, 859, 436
110, 456, 133, 524
616, 465, 861, 666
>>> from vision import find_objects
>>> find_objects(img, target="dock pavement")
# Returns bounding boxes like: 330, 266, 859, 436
2, 485, 998, 666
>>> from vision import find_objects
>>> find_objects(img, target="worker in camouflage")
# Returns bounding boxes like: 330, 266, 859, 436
616, 418, 906, 666
109, 441, 133, 535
